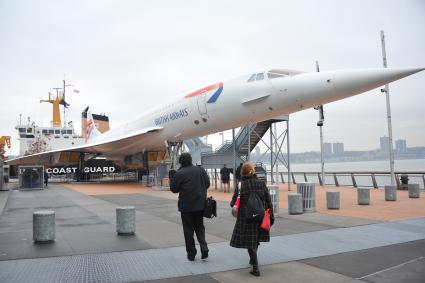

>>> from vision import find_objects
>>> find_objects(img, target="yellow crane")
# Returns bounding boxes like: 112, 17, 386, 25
0, 136, 11, 160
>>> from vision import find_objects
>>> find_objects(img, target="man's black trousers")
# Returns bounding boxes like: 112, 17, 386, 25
180, 210, 208, 257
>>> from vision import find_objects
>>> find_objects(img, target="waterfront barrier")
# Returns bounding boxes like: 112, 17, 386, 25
270, 171, 425, 189
326, 191, 340, 209
33, 210, 55, 243
357, 187, 370, 205
288, 193, 303, 214
203, 170, 424, 191
116, 206, 136, 235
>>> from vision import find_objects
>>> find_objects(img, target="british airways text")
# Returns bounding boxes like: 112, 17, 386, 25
154, 108, 189, 125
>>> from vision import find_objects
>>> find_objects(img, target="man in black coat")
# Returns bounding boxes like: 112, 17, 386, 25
170, 153, 210, 261
220, 164, 231, 193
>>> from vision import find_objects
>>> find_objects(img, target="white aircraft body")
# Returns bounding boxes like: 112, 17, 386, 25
7, 67, 424, 168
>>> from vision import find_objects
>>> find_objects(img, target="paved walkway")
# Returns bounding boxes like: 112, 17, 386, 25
63, 182, 425, 221
0, 218, 424, 283
1, 182, 424, 282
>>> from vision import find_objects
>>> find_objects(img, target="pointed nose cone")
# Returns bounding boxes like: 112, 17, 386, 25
333, 67, 425, 96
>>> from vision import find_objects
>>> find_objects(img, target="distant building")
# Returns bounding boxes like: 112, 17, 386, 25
255, 146, 260, 156
333, 143, 344, 155
323, 142, 332, 156
380, 136, 390, 152
395, 139, 407, 152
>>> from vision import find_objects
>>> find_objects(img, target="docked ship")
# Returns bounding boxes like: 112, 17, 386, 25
15, 116, 84, 156
15, 80, 109, 156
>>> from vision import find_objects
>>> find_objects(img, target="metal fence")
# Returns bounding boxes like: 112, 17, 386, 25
273, 171, 425, 189
204, 169, 425, 190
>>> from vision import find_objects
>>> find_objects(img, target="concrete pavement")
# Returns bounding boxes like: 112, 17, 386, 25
0, 182, 424, 282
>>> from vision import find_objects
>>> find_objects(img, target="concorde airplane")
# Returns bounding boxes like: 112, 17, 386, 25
7, 67, 424, 169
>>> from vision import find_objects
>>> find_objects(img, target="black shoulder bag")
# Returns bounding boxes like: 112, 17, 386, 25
198, 166, 217, 218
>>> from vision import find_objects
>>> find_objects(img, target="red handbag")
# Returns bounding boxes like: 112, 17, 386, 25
260, 209, 271, 231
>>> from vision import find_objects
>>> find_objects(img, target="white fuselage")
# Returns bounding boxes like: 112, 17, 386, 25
89, 67, 423, 157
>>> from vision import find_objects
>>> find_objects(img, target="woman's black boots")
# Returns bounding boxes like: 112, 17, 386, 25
250, 265, 260, 277
247, 248, 260, 276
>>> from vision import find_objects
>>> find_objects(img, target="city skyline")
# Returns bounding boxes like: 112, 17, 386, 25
253, 136, 419, 156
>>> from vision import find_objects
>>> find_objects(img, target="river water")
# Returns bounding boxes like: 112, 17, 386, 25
268, 159, 425, 172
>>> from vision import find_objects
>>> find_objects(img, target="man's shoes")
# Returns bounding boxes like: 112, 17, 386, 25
250, 265, 260, 277
201, 250, 208, 259
187, 252, 196, 261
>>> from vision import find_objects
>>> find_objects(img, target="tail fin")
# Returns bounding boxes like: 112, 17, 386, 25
85, 111, 102, 142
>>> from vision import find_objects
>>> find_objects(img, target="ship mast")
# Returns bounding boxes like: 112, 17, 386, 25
40, 80, 70, 127
63, 79, 66, 128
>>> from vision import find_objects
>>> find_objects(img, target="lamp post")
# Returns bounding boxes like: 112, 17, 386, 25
316, 105, 325, 185
380, 30, 395, 185
315, 61, 325, 186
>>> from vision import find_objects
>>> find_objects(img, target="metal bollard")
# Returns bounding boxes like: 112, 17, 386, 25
385, 185, 397, 201
326, 191, 340, 209
33, 210, 55, 243
288, 194, 303, 215
116, 206, 136, 235
408, 184, 420, 198
357, 187, 370, 205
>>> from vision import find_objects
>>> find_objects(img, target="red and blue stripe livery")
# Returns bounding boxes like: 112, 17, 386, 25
184, 82, 223, 103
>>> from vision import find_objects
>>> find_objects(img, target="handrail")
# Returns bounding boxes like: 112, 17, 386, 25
267, 171, 425, 189
201, 169, 425, 190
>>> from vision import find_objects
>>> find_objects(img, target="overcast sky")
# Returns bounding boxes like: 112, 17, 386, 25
0, 0, 424, 156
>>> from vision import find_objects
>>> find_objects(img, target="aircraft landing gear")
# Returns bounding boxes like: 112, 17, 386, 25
165, 141, 183, 170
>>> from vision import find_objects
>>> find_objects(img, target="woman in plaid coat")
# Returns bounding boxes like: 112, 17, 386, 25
230, 162, 274, 277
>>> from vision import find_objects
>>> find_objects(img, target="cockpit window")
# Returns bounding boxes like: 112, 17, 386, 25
247, 74, 256, 82
256, 73, 264, 81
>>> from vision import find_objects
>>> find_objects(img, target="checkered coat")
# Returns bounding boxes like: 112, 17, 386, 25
230, 177, 274, 249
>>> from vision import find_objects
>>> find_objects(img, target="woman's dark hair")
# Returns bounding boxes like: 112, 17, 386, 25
178, 152, 192, 167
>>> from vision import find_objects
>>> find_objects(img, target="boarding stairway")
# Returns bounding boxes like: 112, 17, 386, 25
201, 116, 288, 169
215, 121, 272, 155
183, 137, 212, 165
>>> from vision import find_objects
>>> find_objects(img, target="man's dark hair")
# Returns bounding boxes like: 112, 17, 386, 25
178, 152, 192, 167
